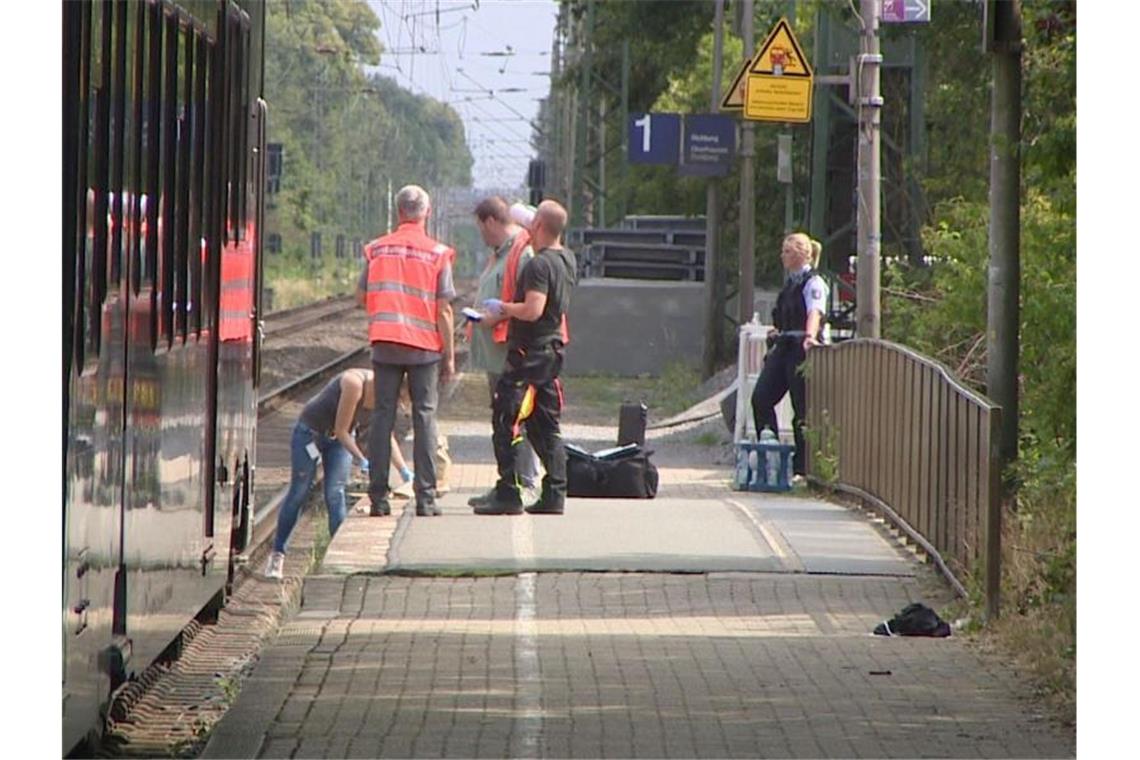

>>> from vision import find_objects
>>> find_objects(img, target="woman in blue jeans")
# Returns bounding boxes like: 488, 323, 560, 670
264, 369, 376, 579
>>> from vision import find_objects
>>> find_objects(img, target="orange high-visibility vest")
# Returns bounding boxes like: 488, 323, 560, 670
496, 232, 571, 345
364, 221, 453, 352
219, 223, 254, 342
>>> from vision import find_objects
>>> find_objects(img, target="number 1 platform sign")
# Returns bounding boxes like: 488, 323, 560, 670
628, 112, 682, 165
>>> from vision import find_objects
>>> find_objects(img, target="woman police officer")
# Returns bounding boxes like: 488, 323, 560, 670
750, 232, 829, 483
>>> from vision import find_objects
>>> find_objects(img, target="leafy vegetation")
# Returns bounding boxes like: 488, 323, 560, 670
882, 2, 1076, 722
263, 0, 473, 305
543, 0, 1076, 721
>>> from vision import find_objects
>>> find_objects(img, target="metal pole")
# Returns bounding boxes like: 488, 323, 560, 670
598, 97, 606, 228
572, 0, 594, 228
855, 0, 882, 338
620, 39, 630, 223
738, 0, 755, 327
808, 6, 831, 241
702, 0, 726, 379
784, 134, 794, 232
987, 0, 1022, 471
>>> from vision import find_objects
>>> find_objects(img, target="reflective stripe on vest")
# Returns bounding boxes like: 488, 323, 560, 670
364, 221, 452, 351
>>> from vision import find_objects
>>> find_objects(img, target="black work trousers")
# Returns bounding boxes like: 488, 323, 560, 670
492, 342, 567, 506
750, 342, 808, 475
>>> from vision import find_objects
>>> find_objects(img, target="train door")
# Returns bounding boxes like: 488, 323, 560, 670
63, 1, 130, 750
202, 2, 260, 586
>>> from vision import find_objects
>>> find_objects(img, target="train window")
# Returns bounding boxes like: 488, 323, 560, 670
237, 21, 251, 234
200, 35, 216, 339
143, 0, 162, 343
158, 9, 178, 348
64, 1, 82, 375
225, 7, 248, 240
188, 31, 208, 337
173, 21, 191, 343
108, 0, 128, 289
85, 0, 113, 365
71, 1, 93, 369
129, 1, 146, 298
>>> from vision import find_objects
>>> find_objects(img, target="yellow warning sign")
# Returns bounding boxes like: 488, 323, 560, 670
744, 17, 814, 123
748, 17, 812, 78
719, 53, 755, 111
744, 77, 813, 122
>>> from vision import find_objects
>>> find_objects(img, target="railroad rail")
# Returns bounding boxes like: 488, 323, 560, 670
263, 294, 357, 337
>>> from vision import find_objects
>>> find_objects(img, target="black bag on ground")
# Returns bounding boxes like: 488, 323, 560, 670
873, 602, 951, 637
566, 444, 659, 499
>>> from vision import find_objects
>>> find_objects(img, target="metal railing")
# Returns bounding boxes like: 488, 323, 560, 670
804, 339, 1003, 619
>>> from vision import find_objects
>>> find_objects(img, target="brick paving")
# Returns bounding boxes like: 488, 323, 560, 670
201, 383, 1074, 758
204, 572, 1072, 759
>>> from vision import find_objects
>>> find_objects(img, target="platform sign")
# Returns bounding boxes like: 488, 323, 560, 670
628, 112, 682, 165
882, 0, 931, 23
679, 114, 736, 177
744, 18, 813, 123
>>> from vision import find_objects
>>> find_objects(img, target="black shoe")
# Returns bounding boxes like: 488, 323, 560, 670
473, 492, 523, 515
467, 488, 495, 508
524, 496, 564, 515
415, 503, 442, 517
369, 499, 391, 517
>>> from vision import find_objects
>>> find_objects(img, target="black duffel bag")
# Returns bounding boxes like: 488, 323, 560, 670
566, 444, 659, 499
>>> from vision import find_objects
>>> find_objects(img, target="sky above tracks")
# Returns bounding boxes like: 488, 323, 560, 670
366, 0, 558, 191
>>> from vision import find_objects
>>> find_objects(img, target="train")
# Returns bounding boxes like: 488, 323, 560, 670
63, 1, 266, 753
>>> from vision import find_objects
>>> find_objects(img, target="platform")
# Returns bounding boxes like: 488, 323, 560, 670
202, 414, 1073, 759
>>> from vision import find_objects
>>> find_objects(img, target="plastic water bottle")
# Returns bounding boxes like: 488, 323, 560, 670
759, 427, 778, 487
747, 449, 759, 487
735, 447, 750, 489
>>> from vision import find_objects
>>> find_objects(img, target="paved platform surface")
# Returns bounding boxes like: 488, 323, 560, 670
203, 411, 1074, 758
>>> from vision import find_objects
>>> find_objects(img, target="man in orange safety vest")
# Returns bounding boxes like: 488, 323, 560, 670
356, 184, 456, 518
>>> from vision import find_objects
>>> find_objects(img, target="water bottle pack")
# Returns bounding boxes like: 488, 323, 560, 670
733, 428, 795, 492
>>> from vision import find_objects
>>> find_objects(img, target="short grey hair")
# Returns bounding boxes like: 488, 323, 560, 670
396, 184, 430, 220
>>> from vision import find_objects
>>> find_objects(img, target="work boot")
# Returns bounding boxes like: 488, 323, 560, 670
524, 497, 564, 515
369, 499, 391, 517
473, 487, 523, 515
415, 502, 442, 517
467, 488, 496, 508
524, 485, 564, 515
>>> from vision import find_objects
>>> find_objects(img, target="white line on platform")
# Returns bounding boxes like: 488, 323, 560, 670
726, 497, 806, 572
513, 571, 542, 758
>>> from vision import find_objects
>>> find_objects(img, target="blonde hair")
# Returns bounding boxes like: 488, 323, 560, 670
783, 232, 822, 268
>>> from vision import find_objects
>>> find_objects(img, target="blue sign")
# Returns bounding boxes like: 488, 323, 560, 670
628, 112, 681, 165
679, 114, 736, 177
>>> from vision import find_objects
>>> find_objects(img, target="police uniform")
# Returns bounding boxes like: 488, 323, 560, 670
751, 266, 828, 476
483, 245, 577, 515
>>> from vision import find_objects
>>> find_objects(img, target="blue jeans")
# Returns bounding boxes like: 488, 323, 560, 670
273, 421, 351, 554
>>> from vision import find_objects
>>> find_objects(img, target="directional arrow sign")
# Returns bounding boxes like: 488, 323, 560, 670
882, 0, 931, 23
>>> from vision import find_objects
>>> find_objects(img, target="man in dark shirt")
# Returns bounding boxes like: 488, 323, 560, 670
477, 200, 577, 515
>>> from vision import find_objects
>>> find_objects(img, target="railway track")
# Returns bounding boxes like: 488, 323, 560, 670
263, 294, 357, 338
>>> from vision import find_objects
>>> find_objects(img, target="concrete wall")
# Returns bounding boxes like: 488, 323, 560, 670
563, 279, 780, 377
